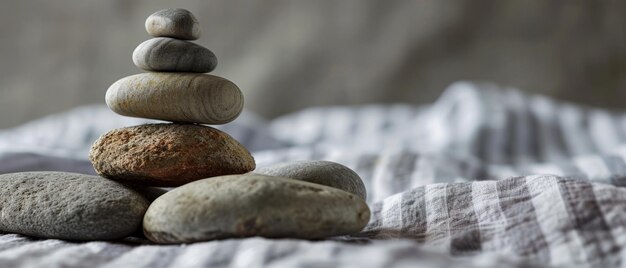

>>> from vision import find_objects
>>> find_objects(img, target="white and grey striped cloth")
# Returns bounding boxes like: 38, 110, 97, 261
2, 82, 626, 267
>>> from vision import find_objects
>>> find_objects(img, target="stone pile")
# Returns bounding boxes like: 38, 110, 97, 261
92, 8, 254, 187
0, 8, 370, 244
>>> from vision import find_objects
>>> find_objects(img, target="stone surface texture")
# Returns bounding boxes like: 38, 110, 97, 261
143, 174, 371, 243
132, 37, 217, 73
89, 123, 255, 187
105, 73, 244, 124
145, 8, 200, 40
0, 172, 149, 241
255, 160, 367, 200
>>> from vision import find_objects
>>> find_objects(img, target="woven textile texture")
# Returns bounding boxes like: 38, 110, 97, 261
2, 82, 626, 267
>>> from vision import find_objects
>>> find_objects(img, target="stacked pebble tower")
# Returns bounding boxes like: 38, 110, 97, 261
89, 8, 371, 244
0, 8, 369, 243
90, 8, 255, 187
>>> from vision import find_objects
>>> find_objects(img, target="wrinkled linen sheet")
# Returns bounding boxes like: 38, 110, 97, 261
2, 82, 626, 267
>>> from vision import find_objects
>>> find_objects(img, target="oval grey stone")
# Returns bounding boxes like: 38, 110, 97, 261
132, 37, 217, 73
106, 73, 244, 124
255, 160, 367, 200
145, 8, 200, 40
0, 172, 149, 241
143, 174, 371, 244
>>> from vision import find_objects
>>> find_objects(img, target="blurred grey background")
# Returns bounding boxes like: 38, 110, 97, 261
0, 0, 624, 128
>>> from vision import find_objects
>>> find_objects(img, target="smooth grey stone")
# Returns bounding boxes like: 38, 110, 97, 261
132, 37, 217, 73
143, 174, 371, 244
145, 8, 200, 40
255, 160, 366, 200
0, 172, 149, 241
106, 73, 244, 124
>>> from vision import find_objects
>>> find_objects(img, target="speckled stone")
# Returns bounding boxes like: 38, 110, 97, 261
143, 174, 371, 244
105, 73, 244, 124
145, 8, 200, 40
132, 37, 217, 73
255, 160, 367, 200
0, 172, 149, 241
89, 123, 255, 187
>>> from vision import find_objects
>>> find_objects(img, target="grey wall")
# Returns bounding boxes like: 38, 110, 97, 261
0, 0, 624, 128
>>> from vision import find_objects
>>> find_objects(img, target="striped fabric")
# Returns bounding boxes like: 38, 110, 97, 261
2, 82, 626, 267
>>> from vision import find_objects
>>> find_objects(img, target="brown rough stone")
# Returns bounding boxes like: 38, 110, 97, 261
89, 123, 255, 187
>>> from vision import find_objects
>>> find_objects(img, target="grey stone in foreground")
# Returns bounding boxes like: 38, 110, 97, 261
106, 73, 244, 124
143, 174, 370, 244
255, 160, 367, 200
0, 172, 149, 241
145, 8, 200, 40
132, 37, 217, 73
89, 124, 255, 187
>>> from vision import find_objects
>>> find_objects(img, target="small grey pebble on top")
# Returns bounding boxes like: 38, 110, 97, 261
145, 8, 200, 40
254, 160, 367, 200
